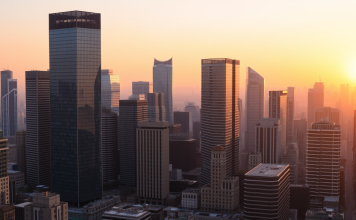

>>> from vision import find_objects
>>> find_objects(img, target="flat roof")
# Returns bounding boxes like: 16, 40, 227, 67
15, 202, 32, 208
246, 164, 289, 177
182, 188, 200, 193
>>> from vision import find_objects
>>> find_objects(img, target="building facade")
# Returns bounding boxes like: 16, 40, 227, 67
287, 87, 295, 144
169, 136, 197, 172
269, 90, 287, 153
15, 130, 26, 184
0, 70, 13, 131
147, 93, 165, 121
181, 188, 201, 210
248, 152, 261, 171
2, 79, 17, 137
201, 58, 240, 186
308, 82, 324, 128
244, 164, 290, 220
102, 111, 119, 182
25, 71, 51, 188
315, 107, 340, 125
0, 131, 9, 205
49, 11, 102, 206
293, 119, 307, 164
306, 119, 341, 207
101, 69, 120, 113
184, 102, 200, 122
281, 143, 299, 184
174, 111, 193, 138
201, 146, 239, 212
119, 100, 148, 187
136, 120, 169, 205
0, 204, 15, 220
255, 118, 282, 164
24, 192, 68, 220
153, 58, 173, 124
245, 67, 264, 154
132, 81, 153, 99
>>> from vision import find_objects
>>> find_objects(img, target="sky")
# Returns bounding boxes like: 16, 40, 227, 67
1, 0, 356, 110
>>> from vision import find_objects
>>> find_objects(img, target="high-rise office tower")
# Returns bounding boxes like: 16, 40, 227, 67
102, 111, 119, 182
308, 82, 324, 128
2, 78, 17, 137
184, 102, 200, 122
306, 119, 340, 207
245, 67, 264, 154
174, 111, 193, 138
25, 71, 51, 188
287, 87, 294, 143
269, 91, 287, 153
15, 130, 26, 184
0, 70, 13, 128
255, 118, 282, 163
293, 119, 307, 164
147, 93, 165, 121
101, 69, 120, 113
201, 58, 240, 186
153, 58, 173, 124
169, 135, 197, 172
244, 164, 290, 220
315, 107, 340, 125
119, 100, 148, 186
49, 11, 102, 206
0, 131, 9, 204
201, 146, 239, 212
136, 120, 169, 205
132, 81, 153, 99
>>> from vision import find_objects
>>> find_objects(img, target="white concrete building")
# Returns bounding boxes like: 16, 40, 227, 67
181, 188, 200, 210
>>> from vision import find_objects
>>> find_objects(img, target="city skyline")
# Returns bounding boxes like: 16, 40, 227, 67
1, 1, 356, 110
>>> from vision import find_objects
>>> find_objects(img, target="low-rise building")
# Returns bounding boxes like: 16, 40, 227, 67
0, 204, 15, 220
181, 188, 200, 210
15, 202, 32, 220
193, 212, 241, 220
165, 207, 193, 220
182, 168, 201, 184
102, 206, 151, 220
68, 196, 120, 220
169, 165, 182, 181
24, 192, 68, 220
165, 194, 181, 207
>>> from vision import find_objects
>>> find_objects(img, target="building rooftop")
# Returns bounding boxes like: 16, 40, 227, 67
154, 58, 172, 66
182, 188, 201, 193
212, 145, 224, 151
245, 164, 289, 177
15, 202, 33, 208
84, 196, 120, 208
8, 169, 22, 174
194, 212, 240, 219
324, 196, 339, 202
103, 207, 149, 218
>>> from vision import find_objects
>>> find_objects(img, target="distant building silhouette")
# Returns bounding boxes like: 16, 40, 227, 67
269, 90, 287, 153
286, 87, 295, 144
315, 107, 340, 125
185, 102, 200, 122
147, 93, 165, 121
101, 69, 120, 113
174, 111, 193, 139
2, 77, 17, 137
153, 58, 173, 124
132, 81, 152, 99
308, 82, 324, 128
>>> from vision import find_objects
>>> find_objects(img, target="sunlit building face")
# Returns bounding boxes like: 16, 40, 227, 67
101, 69, 120, 113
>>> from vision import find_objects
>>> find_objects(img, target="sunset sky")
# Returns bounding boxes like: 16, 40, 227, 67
1, 0, 356, 109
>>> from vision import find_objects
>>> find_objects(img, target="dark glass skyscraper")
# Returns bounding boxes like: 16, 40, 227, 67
49, 11, 102, 206
26, 71, 51, 188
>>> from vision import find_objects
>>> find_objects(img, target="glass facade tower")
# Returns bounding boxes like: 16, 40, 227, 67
2, 79, 17, 137
101, 69, 120, 113
153, 58, 173, 124
201, 58, 240, 186
49, 11, 102, 206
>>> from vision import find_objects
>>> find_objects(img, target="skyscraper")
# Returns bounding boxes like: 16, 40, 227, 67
25, 71, 51, 188
102, 111, 119, 182
314, 107, 340, 125
49, 11, 102, 206
201, 58, 240, 186
269, 91, 287, 153
0, 70, 13, 128
153, 58, 173, 124
15, 130, 26, 184
2, 79, 17, 137
132, 81, 153, 99
136, 120, 169, 205
174, 111, 193, 138
119, 100, 148, 186
287, 87, 295, 143
255, 118, 282, 163
147, 93, 165, 121
306, 119, 340, 207
244, 164, 290, 220
101, 69, 120, 113
293, 118, 307, 164
245, 67, 264, 154
308, 82, 324, 128
184, 102, 200, 122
